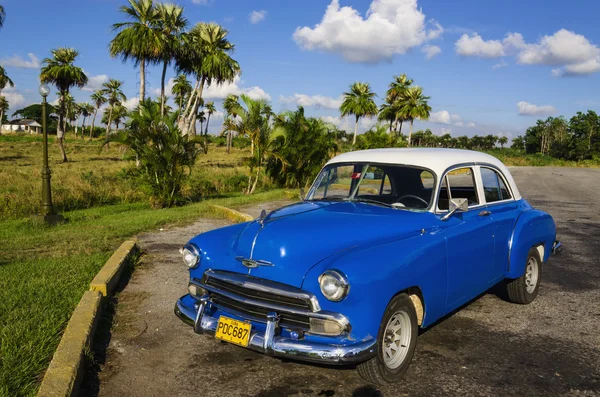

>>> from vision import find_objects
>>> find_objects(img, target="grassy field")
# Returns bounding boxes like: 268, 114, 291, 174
0, 134, 259, 220
0, 189, 290, 397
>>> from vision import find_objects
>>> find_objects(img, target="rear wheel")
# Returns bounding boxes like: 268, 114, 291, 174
505, 247, 542, 304
357, 294, 418, 384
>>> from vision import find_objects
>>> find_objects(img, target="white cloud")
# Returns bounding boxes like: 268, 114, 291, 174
280, 94, 343, 109
122, 97, 140, 111
421, 45, 441, 60
293, 0, 443, 63
203, 75, 271, 101
492, 60, 508, 69
151, 78, 176, 98
455, 34, 505, 58
428, 110, 475, 128
2, 86, 26, 110
440, 127, 452, 135
517, 101, 557, 116
249, 10, 267, 24
319, 115, 376, 132
191, 0, 210, 4
82, 74, 109, 92
1, 53, 41, 69
457, 29, 600, 76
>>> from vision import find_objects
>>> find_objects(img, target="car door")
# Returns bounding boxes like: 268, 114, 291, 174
479, 166, 520, 279
437, 166, 496, 309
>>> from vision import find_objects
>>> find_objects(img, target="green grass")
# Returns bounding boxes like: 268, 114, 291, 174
0, 133, 262, 220
0, 189, 289, 397
484, 148, 600, 167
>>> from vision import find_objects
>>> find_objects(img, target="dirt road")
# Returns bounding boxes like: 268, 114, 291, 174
84, 168, 600, 397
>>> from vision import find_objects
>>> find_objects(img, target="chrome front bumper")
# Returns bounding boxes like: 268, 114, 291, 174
174, 296, 376, 365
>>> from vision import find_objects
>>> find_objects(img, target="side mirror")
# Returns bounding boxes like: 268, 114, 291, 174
441, 198, 468, 221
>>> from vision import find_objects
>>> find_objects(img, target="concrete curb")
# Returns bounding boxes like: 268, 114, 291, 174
37, 240, 138, 397
209, 204, 255, 223
37, 291, 102, 397
90, 239, 137, 297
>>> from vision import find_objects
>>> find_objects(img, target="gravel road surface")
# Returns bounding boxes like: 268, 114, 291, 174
84, 168, 600, 397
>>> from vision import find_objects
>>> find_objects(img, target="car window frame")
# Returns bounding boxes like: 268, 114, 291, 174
478, 165, 516, 206
435, 164, 484, 213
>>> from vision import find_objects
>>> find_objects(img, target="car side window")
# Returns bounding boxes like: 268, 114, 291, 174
481, 168, 512, 203
438, 167, 479, 211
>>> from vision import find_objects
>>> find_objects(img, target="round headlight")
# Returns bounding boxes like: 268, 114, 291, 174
181, 244, 200, 268
319, 270, 350, 302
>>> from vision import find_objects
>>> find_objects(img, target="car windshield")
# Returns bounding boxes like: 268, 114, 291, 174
307, 163, 436, 211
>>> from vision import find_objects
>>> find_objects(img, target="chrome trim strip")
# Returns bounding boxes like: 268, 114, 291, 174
202, 269, 321, 312
174, 298, 376, 365
191, 278, 348, 328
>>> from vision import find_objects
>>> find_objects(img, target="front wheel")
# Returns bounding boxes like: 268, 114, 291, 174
505, 247, 542, 304
357, 294, 418, 384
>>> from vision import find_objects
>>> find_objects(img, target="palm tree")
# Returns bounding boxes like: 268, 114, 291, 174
112, 104, 128, 130
171, 74, 191, 115
399, 86, 431, 147
110, 0, 160, 104
175, 23, 240, 136
0, 65, 15, 96
0, 5, 5, 30
40, 47, 88, 162
90, 91, 107, 139
226, 94, 272, 157
498, 136, 509, 149
385, 74, 413, 135
223, 94, 239, 153
100, 79, 126, 139
156, 3, 187, 115
0, 96, 8, 131
79, 103, 94, 139
204, 101, 215, 136
339, 82, 378, 146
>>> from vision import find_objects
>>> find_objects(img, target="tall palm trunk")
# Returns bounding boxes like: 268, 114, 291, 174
352, 116, 359, 146
408, 119, 414, 147
398, 120, 403, 136
139, 58, 146, 103
179, 78, 204, 136
105, 106, 114, 145
0, 109, 4, 131
226, 130, 232, 154
160, 60, 168, 116
57, 90, 68, 162
81, 116, 87, 139
205, 113, 211, 136
90, 109, 98, 140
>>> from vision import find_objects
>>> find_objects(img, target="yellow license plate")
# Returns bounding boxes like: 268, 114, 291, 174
215, 316, 251, 347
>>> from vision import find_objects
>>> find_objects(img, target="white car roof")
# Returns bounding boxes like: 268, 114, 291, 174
326, 148, 521, 200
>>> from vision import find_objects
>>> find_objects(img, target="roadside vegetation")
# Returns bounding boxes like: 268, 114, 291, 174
0, 189, 290, 397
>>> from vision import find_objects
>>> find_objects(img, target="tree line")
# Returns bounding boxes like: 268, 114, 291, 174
511, 111, 599, 160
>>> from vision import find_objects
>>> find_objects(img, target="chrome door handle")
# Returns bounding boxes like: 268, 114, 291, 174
478, 210, 491, 217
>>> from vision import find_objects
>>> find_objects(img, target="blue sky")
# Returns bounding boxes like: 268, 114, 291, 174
2, 0, 600, 140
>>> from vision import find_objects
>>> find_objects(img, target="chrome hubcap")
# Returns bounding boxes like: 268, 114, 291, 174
382, 310, 412, 369
525, 257, 539, 294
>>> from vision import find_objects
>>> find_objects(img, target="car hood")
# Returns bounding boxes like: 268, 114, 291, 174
195, 201, 435, 288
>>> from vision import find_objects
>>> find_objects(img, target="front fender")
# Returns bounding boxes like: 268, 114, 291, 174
507, 209, 556, 279
301, 230, 447, 341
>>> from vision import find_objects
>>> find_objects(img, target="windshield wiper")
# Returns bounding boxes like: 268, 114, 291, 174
348, 197, 397, 209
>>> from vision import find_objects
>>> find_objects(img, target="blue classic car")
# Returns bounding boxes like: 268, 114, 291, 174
175, 148, 561, 384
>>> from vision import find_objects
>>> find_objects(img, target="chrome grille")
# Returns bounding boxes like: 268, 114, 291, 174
195, 269, 319, 330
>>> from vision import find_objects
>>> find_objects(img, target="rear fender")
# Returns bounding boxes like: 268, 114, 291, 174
507, 209, 556, 279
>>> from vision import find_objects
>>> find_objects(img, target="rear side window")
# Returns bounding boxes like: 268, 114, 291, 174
481, 168, 512, 203
438, 167, 479, 210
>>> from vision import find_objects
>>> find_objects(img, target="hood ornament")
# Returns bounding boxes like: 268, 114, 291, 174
258, 209, 267, 226
235, 256, 274, 269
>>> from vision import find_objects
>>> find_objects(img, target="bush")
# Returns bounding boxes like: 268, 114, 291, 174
106, 99, 202, 208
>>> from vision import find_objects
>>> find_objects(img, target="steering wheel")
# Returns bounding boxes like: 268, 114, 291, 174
396, 195, 429, 208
